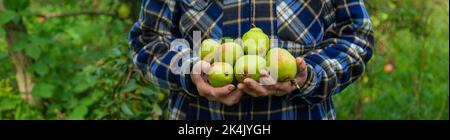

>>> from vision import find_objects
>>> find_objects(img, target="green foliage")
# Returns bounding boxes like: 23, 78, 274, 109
4, 0, 29, 11
1, 0, 168, 120
0, 8, 16, 38
0, 10, 16, 25
0, 0, 448, 120
334, 0, 449, 120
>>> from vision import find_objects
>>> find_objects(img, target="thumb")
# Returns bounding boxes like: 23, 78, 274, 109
192, 61, 211, 75
212, 84, 235, 97
260, 69, 270, 77
201, 61, 211, 75
296, 57, 306, 72
191, 73, 207, 86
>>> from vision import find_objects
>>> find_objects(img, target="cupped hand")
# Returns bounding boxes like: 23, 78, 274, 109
191, 61, 244, 106
239, 57, 308, 97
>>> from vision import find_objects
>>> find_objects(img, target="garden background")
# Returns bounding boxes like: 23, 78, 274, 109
0, 0, 448, 120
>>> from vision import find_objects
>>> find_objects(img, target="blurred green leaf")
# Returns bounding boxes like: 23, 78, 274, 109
0, 51, 7, 59
122, 80, 138, 93
12, 38, 27, 51
0, 10, 16, 25
31, 62, 49, 76
153, 103, 162, 116
25, 45, 41, 60
121, 103, 134, 116
4, 0, 30, 11
0, 28, 5, 38
73, 82, 90, 93
93, 109, 106, 119
0, 99, 21, 111
142, 87, 154, 96
28, 35, 46, 46
69, 106, 88, 120
32, 83, 55, 98
379, 12, 389, 21
81, 97, 95, 106
388, 1, 396, 10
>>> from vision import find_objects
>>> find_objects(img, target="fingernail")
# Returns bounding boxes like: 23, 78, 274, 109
238, 84, 244, 89
260, 70, 268, 76
229, 86, 235, 91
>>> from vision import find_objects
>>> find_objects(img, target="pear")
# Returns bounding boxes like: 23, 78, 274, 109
242, 27, 270, 55
266, 48, 297, 82
215, 42, 244, 65
208, 62, 234, 87
118, 4, 131, 19
199, 39, 220, 62
234, 55, 267, 82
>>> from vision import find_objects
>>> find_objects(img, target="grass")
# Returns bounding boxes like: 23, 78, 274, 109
334, 0, 449, 120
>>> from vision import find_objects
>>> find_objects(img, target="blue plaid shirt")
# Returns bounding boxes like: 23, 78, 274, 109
129, 0, 374, 120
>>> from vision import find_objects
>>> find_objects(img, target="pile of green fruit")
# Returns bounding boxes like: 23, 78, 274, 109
199, 27, 298, 87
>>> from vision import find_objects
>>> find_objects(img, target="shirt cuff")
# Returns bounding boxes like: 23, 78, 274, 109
288, 63, 318, 101
180, 56, 200, 97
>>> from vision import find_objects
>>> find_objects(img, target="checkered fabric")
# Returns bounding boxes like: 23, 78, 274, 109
129, 0, 374, 120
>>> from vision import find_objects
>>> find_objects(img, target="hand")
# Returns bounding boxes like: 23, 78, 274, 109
240, 57, 308, 97
191, 61, 244, 106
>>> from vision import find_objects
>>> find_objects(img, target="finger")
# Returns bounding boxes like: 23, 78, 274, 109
199, 87, 218, 101
243, 88, 259, 97
239, 83, 259, 97
196, 85, 214, 98
259, 74, 277, 85
263, 81, 294, 96
276, 81, 295, 93
237, 83, 246, 90
191, 61, 211, 85
221, 89, 244, 106
210, 84, 235, 98
191, 74, 207, 87
263, 80, 289, 90
243, 78, 269, 96
192, 61, 211, 75
260, 69, 270, 77
296, 57, 307, 75
262, 84, 276, 91
201, 74, 209, 81
258, 69, 277, 86
201, 62, 212, 75
205, 95, 217, 101
262, 87, 285, 97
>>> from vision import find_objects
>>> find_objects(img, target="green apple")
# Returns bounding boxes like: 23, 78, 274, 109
242, 27, 270, 55
199, 39, 220, 62
208, 62, 234, 87
215, 42, 244, 65
266, 48, 297, 81
234, 55, 267, 82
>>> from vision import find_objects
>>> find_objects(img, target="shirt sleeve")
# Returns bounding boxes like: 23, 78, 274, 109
282, 0, 374, 104
128, 0, 199, 96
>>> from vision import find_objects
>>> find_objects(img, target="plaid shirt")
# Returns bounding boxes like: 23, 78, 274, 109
128, 0, 374, 120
